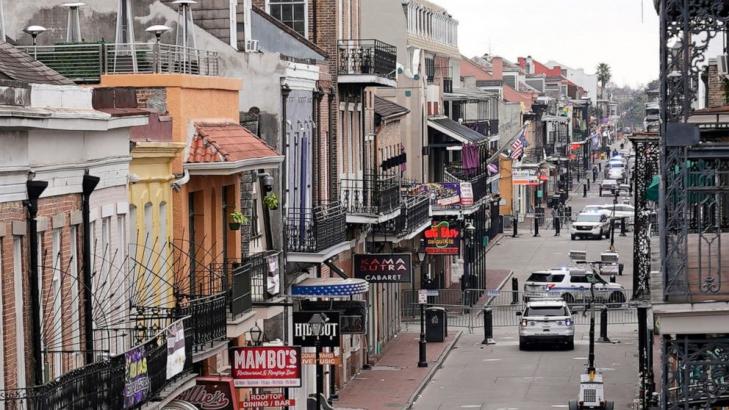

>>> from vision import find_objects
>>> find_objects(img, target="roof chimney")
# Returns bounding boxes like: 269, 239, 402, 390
526, 55, 533, 74
63, 2, 85, 43
173, 0, 197, 49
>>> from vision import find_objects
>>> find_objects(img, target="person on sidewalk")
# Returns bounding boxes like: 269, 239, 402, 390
592, 166, 598, 183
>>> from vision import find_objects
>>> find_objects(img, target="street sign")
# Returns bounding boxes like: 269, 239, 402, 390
243, 394, 295, 408
418, 289, 427, 304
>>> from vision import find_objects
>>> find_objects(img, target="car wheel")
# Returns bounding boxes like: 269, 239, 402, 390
562, 293, 575, 305
566, 339, 574, 350
519, 338, 527, 351
571, 234, 576, 240
608, 291, 626, 307
604, 401, 615, 410
568, 400, 579, 410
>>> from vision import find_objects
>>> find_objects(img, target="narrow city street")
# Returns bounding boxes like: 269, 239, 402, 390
413, 154, 639, 410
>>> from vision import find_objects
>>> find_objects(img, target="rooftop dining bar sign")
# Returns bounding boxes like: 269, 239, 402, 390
424, 220, 461, 255
353, 253, 412, 283
230, 346, 302, 388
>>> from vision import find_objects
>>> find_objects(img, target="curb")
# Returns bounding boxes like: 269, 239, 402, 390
405, 330, 463, 409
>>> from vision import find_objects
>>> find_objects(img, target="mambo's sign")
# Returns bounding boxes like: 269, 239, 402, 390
353, 253, 412, 283
424, 221, 460, 255
293, 311, 340, 348
229, 346, 302, 388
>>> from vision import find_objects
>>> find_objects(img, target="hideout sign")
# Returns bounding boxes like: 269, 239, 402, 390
353, 253, 412, 283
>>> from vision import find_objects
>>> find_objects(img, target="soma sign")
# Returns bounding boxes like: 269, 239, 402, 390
424, 221, 461, 255
353, 253, 412, 283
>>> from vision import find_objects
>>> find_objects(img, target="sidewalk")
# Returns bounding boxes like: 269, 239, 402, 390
333, 332, 460, 410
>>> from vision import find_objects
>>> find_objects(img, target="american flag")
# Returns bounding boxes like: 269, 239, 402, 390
511, 129, 526, 160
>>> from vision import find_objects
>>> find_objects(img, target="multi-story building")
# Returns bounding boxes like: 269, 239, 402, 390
0, 42, 151, 403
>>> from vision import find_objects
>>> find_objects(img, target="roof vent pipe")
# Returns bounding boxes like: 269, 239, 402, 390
114, 0, 137, 71
63, 2, 85, 43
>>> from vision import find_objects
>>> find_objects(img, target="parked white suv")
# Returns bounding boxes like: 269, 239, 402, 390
571, 212, 611, 240
523, 268, 627, 305
518, 299, 574, 350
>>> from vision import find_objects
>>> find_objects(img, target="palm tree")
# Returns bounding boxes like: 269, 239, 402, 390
596, 63, 612, 100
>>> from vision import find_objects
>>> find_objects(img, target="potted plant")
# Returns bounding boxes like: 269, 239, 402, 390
229, 211, 248, 231
263, 192, 279, 210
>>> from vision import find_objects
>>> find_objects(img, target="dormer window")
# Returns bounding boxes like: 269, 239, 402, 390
268, 0, 307, 37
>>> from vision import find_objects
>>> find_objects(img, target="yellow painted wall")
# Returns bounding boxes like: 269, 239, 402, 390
128, 142, 184, 307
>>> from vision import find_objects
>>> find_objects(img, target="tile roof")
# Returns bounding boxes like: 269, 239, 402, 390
0, 42, 73, 85
187, 122, 280, 164
374, 96, 409, 119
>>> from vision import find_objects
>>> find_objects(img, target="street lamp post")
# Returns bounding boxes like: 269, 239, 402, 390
309, 313, 328, 409
24, 25, 47, 59
417, 239, 428, 368
609, 190, 618, 251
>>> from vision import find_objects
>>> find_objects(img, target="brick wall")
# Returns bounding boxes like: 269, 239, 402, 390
707, 63, 728, 108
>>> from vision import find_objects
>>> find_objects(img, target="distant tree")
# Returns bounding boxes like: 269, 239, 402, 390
596, 63, 612, 100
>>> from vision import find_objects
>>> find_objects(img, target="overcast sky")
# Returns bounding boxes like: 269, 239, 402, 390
428, 0, 660, 88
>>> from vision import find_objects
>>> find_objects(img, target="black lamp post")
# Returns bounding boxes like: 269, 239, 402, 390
250, 323, 264, 346
465, 221, 476, 300
610, 190, 618, 251
417, 239, 428, 368
309, 313, 328, 409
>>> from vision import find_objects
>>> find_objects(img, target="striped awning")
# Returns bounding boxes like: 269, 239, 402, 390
291, 278, 369, 298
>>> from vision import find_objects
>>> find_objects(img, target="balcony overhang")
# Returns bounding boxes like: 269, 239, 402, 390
431, 196, 490, 217
372, 218, 432, 243
338, 74, 396, 88
191, 340, 229, 364
346, 207, 401, 224
142, 373, 197, 410
286, 239, 354, 264
185, 155, 283, 175
653, 301, 729, 335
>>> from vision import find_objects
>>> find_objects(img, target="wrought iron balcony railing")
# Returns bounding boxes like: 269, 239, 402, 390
18, 42, 220, 83
340, 174, 401, 217
337, 39, 397, 80
286, 201, 347, 253
247, 250, 282, 302
374, 192, 431, 238
444, 166, 490, 202
175, 292, 228, 354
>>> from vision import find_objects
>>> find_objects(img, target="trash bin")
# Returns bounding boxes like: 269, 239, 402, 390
425, 307, 446, 342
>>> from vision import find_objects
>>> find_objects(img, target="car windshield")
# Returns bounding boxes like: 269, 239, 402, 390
526, 273, 565, 282
576, 214, 602, 222
525, 306, 569, 317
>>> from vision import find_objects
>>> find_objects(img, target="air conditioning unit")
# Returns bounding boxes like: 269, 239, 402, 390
718, 54, 729, 76
245, 39, 260, 53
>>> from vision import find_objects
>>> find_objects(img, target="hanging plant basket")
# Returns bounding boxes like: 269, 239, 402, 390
264, 193, 279, 210
228, 222, 241, 231
229, 211, 248, 230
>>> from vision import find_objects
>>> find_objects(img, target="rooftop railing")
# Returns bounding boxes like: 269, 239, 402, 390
18, 42, 220, 83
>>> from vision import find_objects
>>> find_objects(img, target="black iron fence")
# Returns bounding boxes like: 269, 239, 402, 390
0, 318, 195, 409
286, 201, 347, 253
176, 292, 227, 354
340, 174, 401, 216
373, 193, 430, 238
443, 167, 490, 203
337, 39, 397, 80
230, 261, 252, 318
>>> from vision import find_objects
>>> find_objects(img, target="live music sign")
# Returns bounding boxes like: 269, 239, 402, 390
424, 221, 461, 255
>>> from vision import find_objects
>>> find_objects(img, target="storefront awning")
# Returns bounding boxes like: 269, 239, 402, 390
291, 278, 369, 298
428, 117, 488, 144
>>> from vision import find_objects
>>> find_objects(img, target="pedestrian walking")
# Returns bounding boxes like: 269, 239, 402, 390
553, 208, 561, 236
592, 166, 598, 183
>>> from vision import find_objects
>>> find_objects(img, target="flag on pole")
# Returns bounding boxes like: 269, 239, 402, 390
510, 128, 526, 160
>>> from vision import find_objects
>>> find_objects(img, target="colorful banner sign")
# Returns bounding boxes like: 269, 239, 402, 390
512, 169, 542, 186
124, 345, 151, 409
174, 377, 239, 410
166, 320, 186, 380
301, 351, 341, 365
424, 220, 461, 255
460, 182, 474, 206
293, 311, 341, 347
243, 393, 295, 409
230, 346, 302, 388
353, 253, 412, 283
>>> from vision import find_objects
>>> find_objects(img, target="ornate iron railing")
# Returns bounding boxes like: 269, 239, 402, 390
286, 201, 347, 253
230, 261, 252, 318
664, 336, 729, 408
176, 292, 227, 354
374, 193, 431, 238
340, 175, 401, 216
443, 167, 490, 203
337, 39, 397, 80
18, 42, 220, 83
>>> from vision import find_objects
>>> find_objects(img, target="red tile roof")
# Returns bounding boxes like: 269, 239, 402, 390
187, 122, 280, 164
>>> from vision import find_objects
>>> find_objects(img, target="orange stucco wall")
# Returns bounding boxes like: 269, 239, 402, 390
499, 155, 513, 215
100, 74, 243, 293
